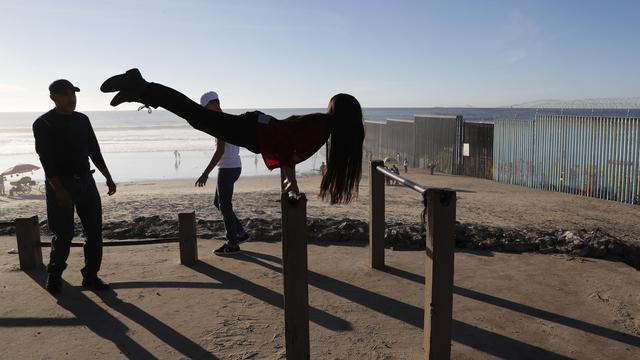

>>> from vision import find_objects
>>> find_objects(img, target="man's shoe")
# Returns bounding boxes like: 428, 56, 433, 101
100, 68, 147, 93
46, 274, 62, 294
82, 277, 110, 291
213, 243, 241, 256
236, 232, 250, 244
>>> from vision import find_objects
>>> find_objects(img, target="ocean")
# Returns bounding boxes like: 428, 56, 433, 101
2, 107, 639, 182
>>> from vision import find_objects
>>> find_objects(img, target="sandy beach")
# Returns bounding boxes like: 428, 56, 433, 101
1, 169, 639, 359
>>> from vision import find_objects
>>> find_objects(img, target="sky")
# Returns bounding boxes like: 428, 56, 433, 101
0, 0, 639, 111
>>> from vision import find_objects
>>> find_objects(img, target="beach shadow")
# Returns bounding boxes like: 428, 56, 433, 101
22, 270, 219, 359
22, 270, 158, 359
186, 260, 352, 332
381, 265, 640, 349
236, 250, 576, 359
93, 289, 218, 360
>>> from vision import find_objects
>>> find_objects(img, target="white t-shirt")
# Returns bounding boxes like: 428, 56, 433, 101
215, 139, 242, 168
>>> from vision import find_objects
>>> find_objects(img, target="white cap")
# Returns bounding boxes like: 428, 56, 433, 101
200, 91, 219, 107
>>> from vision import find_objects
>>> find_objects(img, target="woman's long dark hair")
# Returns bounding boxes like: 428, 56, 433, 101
319, 93, 364, 204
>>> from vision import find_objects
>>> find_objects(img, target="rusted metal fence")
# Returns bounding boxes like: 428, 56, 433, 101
364, 115, 464, 175
462, 122, 494, 179
494, 115, 640, 204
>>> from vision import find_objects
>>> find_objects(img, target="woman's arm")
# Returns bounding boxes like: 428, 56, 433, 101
195, 139, 225, 187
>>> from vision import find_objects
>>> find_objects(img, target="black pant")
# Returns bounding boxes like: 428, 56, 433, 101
45, 174, 102, 279
143, 83, 261, 153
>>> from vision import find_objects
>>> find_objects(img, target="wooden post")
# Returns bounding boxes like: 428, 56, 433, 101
423, 189, 456, 360
178, 212, 198, 265
281, 192, 310, 360
14, 216, 43, 270
369, 160, 385, 269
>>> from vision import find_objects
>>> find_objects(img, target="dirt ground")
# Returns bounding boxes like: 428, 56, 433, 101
0, 169, 639, 359
0, 239, 638, 359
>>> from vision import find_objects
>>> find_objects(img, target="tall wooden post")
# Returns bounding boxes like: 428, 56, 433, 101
15, 216, 43, 270
369, 160, 385, 269
423, 189, 456, 360
281, 192, 310, 360
178, 212, 198, 265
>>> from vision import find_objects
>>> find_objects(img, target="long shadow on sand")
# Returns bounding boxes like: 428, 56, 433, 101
184, 260, 352, 332
237, 250, 580, 359
381, 264, 640, 349
21, 270, 218, 360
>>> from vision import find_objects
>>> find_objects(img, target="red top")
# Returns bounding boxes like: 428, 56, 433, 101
256, 112, 331, 170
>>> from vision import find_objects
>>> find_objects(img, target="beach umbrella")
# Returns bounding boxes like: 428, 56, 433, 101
1, 164, 40, 177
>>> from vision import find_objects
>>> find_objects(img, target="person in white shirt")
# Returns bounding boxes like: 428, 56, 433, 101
195, 91, 248, 255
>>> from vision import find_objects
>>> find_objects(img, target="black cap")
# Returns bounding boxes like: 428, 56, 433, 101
49, 79, 80, 94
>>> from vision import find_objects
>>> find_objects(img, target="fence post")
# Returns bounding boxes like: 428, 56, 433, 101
178, 212, 198, 265
369, 160, 385, 269
14, 216, 43, 270
423, 189, 456, 360
281, 192, 310, 360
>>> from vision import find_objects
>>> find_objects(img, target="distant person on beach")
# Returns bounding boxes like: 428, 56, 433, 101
33, 79, 116, 294
195, 91, 249, 255
403, 158, 408, 173
320, 161, 327, 176
101, 68, 364, 204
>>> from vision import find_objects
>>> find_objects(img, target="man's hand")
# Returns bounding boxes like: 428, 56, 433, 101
56, 188, 73, 209
195, 173, 209, 187
106, 178, 117, 196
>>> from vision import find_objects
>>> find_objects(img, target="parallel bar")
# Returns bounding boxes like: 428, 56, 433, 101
281, 192, 310, 360
375, 166, 474, 194
424, 188, 456, 360
0, 221, 14, 227
38, 237, 180, 248
369, 160, 385, 269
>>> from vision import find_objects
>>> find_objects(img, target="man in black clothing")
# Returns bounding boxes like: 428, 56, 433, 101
33, 79, 116, 294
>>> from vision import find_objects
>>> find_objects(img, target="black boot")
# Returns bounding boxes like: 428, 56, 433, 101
100, 68, 149, 107
100, 68, 147, 93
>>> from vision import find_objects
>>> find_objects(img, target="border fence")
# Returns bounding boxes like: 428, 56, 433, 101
365, 113, 640, 204
494, 115, 640, 204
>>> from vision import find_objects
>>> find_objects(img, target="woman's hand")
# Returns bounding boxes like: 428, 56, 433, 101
283, 177, 299, 194
195, 173, 209, 187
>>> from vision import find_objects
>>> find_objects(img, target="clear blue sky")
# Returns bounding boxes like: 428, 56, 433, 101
0, 0, 638, 111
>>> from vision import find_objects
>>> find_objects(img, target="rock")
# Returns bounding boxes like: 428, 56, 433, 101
503, 241, 534, 253
572, 247, 590, 257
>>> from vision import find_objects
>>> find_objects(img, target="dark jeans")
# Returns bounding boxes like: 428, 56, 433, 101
142, 83, 261, 153
45, 174, 102, 279
214, 167, 245, 246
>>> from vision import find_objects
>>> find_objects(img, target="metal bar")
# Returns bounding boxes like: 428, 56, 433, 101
374, 165, 473, 195
0, 221, 15, 228
38, 237, 181, 248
